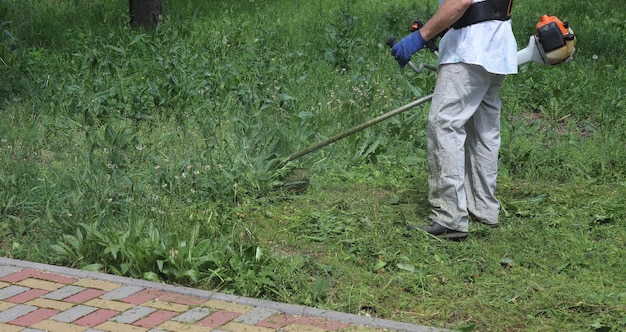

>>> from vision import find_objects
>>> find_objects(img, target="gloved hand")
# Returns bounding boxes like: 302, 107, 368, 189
391, 30, 426, 67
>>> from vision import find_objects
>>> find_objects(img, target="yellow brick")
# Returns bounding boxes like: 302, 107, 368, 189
0, 323, 24, 332
17, 278, 64, 291
157, 321, 210, 332
83, 298, 134, 311
0, 301, 16, 311
219, 322, 275, 332
31, 319, 87, 332
26, 298, 74, 311
72, 279, 121, 291
202, 299, 252, 313
144, 299, 190, 312
94, 321, 147, 332
0, 281, 10, 289
279, 324, 328, 332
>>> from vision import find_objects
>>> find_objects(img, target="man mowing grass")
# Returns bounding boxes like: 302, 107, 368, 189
392, 0, 516, 239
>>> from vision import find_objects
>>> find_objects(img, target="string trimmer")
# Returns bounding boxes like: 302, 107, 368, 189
277, 15, 575, 190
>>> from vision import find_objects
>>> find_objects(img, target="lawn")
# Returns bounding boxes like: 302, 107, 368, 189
1, 0, 625, 330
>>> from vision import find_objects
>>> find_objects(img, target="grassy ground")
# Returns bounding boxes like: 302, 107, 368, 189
244, 165, 626, 330
1, 0, 625, 330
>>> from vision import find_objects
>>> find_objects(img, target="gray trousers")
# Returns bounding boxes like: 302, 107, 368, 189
427, 63, 504, 232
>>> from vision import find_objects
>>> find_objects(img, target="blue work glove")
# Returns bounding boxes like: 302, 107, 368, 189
391, 30, 426, 67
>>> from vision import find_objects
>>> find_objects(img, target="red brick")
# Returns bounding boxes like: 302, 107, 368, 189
196, 310, 240, 328
133, 310, 178, 328
73, 309, 119, 327
63, 288, 106, 303
35, 272, 78, 284
157, 292, 206, 306
9, 308, 58, 327
295, 317, 351, 331
120, 289, 164, 305
258, 314, 300, 329
0, 269, 40, 283
6, 289, 49, 304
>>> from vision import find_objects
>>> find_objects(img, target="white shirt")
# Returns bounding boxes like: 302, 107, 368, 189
438, 0, 518, 74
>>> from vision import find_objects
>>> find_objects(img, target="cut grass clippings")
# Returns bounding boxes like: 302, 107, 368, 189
244, 167, 626, 331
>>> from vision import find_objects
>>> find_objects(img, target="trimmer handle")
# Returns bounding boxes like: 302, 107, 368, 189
386, 36, 438, 74
409, 20, 442, 53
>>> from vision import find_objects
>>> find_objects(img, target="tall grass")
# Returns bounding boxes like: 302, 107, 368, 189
1, 0, 625, 330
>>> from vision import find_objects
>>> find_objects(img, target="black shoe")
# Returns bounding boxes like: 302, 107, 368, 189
420, 222, 468, 239
481, 221, 499, 228
469, 213, 499, 228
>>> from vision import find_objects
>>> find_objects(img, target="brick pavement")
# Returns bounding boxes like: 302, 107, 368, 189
0, 257, 445, 332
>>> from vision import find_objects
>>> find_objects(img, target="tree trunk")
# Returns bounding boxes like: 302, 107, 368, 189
129, 0, 163, 29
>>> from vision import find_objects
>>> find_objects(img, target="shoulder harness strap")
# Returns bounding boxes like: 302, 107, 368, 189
452, 0, 513, 29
